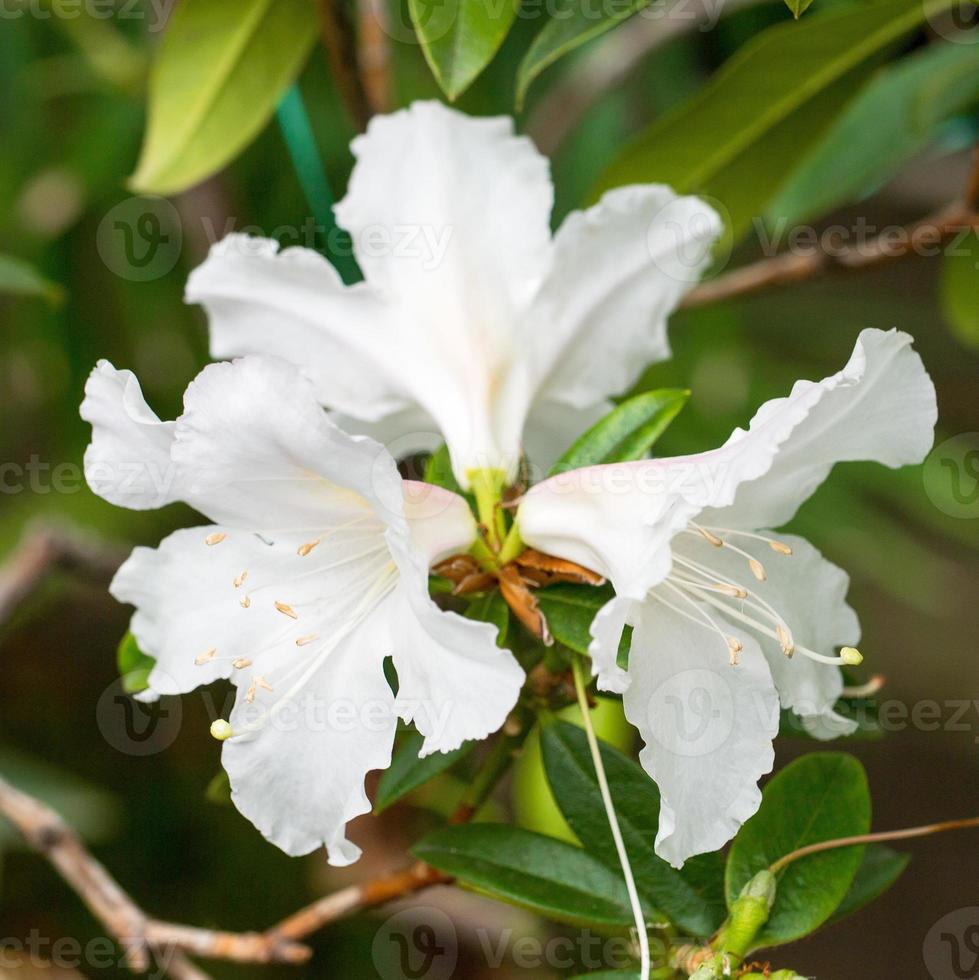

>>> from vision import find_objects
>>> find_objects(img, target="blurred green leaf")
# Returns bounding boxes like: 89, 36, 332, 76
541, 718, 727, 935
726, 752, 871, 948
413, 823, 639, 926
516, 0, 652, 108
829, 843, 909, 923
206, 769, 233, 806
0, 253, 63, 306
410, 0, 518, 100
466, 589, 511, 647
594, 0, 955, 238
129, 0, 318, 194
424, 444, 465, 495
374, 730, 475, 813
941, 229, 979, 351
770, 42, 979, 227
549, 389, 689, 475
117, 631, 155, 695
785, 0, 815, 17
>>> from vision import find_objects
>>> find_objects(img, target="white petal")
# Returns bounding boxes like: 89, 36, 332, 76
623, 600, 778, 867
587, 595, 635, 694
186, 234, 408, 422
698, 327, 937, 530
110, 522, 394, 701
80, 361, 179, 509
672, 532, 859, 732
222, 612, 396, 863
334, 101, 554, 484
387, 574, 523, 756
171, 357, 406, 531
402, 480, 477, 566
528, 186, 721, 409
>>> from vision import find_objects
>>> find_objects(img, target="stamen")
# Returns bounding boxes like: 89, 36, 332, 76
699, 525, 794, 555
240, 595, 251, 609
661, 581, 734, 662
210, 720, 233, 741
691, 522, 723, 547
727, 637, 743, 666
274, 601, 298, 620
232, 657, 252, 669
842, 674, 885, 698
233, 571, 248, 589
295, 634, 319, 647
297, 538, 321, 557
776, 624, 795, 657
841, 647, 863, 666
205, 532, 226, 546
194, 648, 216, 665
245, 680, 257, 704
748, 557, 767, 581
257, 676, 273, 691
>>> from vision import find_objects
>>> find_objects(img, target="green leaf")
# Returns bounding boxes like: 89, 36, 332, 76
829, 844, 909, 924
725, 752, 871, 948
541, 719, 727, 936
570, 973, 641, 979
593, 0, 955, 240
770, 42, 979, 227
374, 730, 475, 814
206, 770, 233, 806
516, 0, 652, 108
0, 253, 63, 306
941, 229, 979, 351
466, 590, 510, 647
785, 0, 815, 17
424, 444, 465, 495
129, 0, 318, 194
410, 0, 518, 100
549, 389, 689, 476
413, 823, 639, 926
117, 631, 156, 695
536, 583, 631, 665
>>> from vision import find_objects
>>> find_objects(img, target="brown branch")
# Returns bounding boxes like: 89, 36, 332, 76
356, 0, 392, 114
316, 0, 373, 130
0, 774, 312, 973
682, 202, 979, 310
0, 521, 125, 628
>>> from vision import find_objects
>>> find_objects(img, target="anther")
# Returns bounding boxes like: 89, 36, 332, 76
776, 625, 794, 657
298, 539, 321, 557
715, 582, 749, 599
194, 648, 216, 665
769, 540, 793, 556
727, 637, 743, 665
295, 634, 319, 647
748, 558, 767, 581
274, 601, 298, 619
205, 532, 226, 546
232, 657, 252, 669
841, 646, 863, 666
210, 719, 233, 741
240, 595, 251, 608
233, 571, 248, 589
696, 525, 724, 547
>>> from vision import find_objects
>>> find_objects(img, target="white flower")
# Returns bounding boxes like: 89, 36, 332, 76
185, 100, 721, 489
81, 356, 523, 865
516, 328, 937, 867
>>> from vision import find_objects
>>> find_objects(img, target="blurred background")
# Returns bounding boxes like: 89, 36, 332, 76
0, 0, 977, 977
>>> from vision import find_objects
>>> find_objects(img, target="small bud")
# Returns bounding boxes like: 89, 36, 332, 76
740, 869, 777, 908
841, 646, 863, 666
210, 719, 233, 741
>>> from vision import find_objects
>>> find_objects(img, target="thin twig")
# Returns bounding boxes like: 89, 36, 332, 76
315, 0, 372, 130
0, 521, 125, 628
356, 0, 392, 114
769, 815, 979, 875
0, 774, 312, 972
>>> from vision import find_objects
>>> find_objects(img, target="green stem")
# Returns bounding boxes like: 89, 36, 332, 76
451, 711, 530, 822
275, 84, 360, 284
497, 522, 525, 566
571, 655, 650, 979
469, 469, 507, 552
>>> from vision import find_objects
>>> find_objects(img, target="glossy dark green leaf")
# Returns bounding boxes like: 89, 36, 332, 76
374, 730, 475, 814
725, 753, 871, 948
0, 253, 63, 306
594, 0, 955, 240
466, 590, 511, 648
536, 583, 630, 666
130, 0, 318, 194
413, 823, 639, 926
117, 631, 155, 694
941, 229, 979, 351
410, 0, 518, 100
829, 844, 909, 924
549, 389, 689, 476
541, 719, 727, 935
770, 42, 979, 227
516, 0, 652, 108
